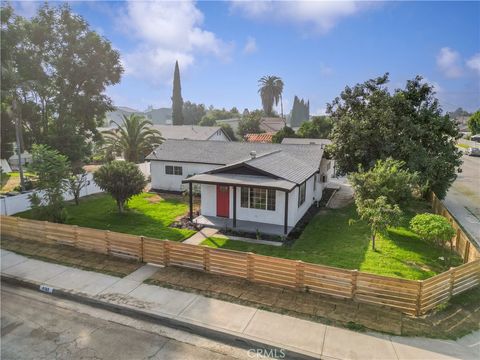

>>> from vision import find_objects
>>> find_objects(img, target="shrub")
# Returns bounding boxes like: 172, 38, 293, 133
93, 161, 146, 213
410, 213, 456, 264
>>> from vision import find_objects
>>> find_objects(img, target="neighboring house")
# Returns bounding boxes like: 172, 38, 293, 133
8, 151, 32, 170
1, 159, 12, 173
147, 140, 334, 235
245, 133, 275, 143
152, 125, 231, 141
216, 117, 286, 135
281, 138, 332, 146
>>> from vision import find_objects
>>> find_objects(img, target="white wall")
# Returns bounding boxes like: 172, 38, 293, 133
0, 173, 103, 216
150, 161, 221, 192
137, 162, 151, 178
208, 129, 230, 141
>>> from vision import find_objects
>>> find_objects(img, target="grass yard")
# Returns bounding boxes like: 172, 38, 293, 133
0, 171, 36, 193
203, 201, 463, 280
17, 193, 195, 241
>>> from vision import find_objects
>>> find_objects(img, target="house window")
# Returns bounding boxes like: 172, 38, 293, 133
240, 187, 275, 211
322, 175, 327, 183
314, 175, 317, 191
165, 165, 183, 175
298, 182, 306, 207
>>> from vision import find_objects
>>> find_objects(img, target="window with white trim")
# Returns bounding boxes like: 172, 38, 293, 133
298, 182, 306, 207
165, 165, 183, 175
240, 187, 275, 211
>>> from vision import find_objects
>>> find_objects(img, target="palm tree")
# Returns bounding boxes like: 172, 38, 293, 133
103, 114, 164, 163
258, 75, 284, 119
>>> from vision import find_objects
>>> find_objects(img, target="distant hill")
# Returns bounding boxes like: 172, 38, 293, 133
448, 107, 472, 132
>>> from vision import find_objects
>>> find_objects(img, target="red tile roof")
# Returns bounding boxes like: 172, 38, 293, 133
245, 133, 275, 143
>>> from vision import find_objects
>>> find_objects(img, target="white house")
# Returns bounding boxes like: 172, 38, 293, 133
147, 140, 334, 235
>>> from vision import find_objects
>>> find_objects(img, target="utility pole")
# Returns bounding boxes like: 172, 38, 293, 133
12, 96, 25, 192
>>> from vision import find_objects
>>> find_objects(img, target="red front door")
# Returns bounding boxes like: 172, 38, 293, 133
216, 185, 229, 217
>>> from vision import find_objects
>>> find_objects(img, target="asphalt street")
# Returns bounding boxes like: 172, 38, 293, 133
0, 283, 250, 360
444, 154, 480, 247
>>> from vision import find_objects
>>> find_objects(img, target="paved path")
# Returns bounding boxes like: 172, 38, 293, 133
326, 177, 354, 209
445, 154, 480, 248
183, 227, 219, 245
1, 250, 479, 360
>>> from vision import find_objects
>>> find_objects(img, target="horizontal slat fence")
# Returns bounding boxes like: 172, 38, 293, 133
1, 215, 479, 316
430, 193, 480, 262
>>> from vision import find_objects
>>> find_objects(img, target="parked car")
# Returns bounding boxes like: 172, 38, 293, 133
466, 147, 480, 156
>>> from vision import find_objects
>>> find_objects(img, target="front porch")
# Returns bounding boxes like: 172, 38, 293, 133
193, 215, 294, 237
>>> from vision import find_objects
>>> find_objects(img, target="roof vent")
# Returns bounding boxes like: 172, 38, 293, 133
250, 150, 257, 159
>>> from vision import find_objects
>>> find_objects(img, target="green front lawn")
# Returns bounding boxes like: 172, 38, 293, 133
203, 201, 462, 280
17, 193, 195, 241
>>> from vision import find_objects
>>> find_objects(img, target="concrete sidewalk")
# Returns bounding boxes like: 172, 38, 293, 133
1, 249, 478, 360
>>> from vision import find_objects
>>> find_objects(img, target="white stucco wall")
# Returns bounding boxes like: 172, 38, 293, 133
150, 161, 221, 192
199, 176, 323, 228
207, 130, 230, 141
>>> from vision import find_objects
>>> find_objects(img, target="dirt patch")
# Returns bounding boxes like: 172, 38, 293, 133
1, 237, 142, 277
146, 194, 163, 203
146, 266, 480, 339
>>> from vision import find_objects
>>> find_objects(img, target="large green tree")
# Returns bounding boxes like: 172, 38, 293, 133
103, 114, 163, 163
297, 116, 333, 139
237, 112, 264, 137
272, 126, 296, 143
172, 60, 184, 125
1, 3, 123, 165
467, 111, 480, 134
258, 75, 284, 117
328, 74, 462, 199
183, 101, 206, 125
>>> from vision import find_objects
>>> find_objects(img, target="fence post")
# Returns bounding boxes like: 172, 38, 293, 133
73, 225, 79, 246
140, 236, 144, 262
464, 242, 471, 264
16, 217, 20, 239
296, 260, 305, 291
455, 228, 461, 250
351, 269, 358, 299
415, 281, 423, 316
448, 267, 455, 299
163, 241, 170, 266
247, 252, 254, 281
105, 230, 110, 255
44, 221, 49, 243
204, 247, 210, 273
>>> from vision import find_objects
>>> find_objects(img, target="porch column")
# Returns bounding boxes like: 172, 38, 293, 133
189, 182, 193, 221
233, 186, 237, 228
284, 190, 289, 235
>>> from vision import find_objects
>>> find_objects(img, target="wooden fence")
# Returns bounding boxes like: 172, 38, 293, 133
430, 193, 480, 263
1, 215, 479, 316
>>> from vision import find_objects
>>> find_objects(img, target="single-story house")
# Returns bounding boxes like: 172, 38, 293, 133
146, 140, 334, 235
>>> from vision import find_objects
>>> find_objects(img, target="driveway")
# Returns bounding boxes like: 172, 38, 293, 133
444, 154, 480, 248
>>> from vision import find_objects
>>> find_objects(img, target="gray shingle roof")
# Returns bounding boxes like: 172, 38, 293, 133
147, 139, 323, 184
281, 138, 332, 146
182, 173, 296, 191
152, 125, 226, 140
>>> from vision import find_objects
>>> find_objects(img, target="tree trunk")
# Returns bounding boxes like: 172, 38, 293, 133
371, 232, 376, 251
117, 200, 124, 213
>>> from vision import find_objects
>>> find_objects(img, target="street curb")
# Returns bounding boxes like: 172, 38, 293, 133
1, 274, 319, 360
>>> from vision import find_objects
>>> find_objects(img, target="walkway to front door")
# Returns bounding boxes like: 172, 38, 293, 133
216, 185, 229, 217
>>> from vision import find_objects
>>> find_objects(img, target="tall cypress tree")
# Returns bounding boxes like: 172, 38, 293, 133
171, 60, 184, 125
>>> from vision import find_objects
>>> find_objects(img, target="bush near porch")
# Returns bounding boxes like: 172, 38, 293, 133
16, 193, 195, 241
202, 201, 463, 280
